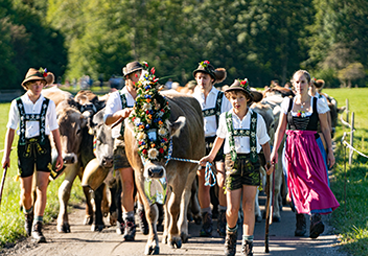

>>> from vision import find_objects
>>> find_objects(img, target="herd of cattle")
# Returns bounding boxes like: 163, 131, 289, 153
40, 85, 342, 255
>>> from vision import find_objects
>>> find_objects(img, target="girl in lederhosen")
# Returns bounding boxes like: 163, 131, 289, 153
2, 68, 63, 243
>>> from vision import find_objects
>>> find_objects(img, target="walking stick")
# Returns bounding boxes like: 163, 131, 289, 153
264, 170, 274, 253
0, 167, 8, 209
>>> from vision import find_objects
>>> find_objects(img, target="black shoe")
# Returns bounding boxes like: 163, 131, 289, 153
217, 209, 226, 237
309, 213, 324, 239
24, 212, 33, 237
224, 229, 237, 256
123, 217, 136, 241
137, 208, 149, 235
295, 213, 306, 237
241, 240, 253, 256
199, 212, 213, 237
31, 222, 46, 243
116, 220, 125, 235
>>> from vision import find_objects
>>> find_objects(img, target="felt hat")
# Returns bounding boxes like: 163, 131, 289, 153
312, 78, 325, 89
21, 68, 54, 87
122, 61, 143, 77
192, 60, 226, 84
225, 78, 263, 105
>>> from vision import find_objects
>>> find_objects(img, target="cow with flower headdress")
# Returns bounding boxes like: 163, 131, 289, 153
123, 63, 205, 255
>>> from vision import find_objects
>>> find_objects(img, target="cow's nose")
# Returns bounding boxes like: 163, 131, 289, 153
102, 157, 113, 168
147, 166, 164, 178
64, 155, 75, 164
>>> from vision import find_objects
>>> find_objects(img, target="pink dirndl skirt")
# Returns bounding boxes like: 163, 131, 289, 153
285, 130, 339, 215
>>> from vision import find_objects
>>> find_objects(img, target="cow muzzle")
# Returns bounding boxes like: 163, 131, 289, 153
63, 153, 78, 164
147, 166, 165, 179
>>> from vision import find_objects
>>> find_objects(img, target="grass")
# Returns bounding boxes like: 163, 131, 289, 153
0, 102, 85, 247
324, 88, 368, 255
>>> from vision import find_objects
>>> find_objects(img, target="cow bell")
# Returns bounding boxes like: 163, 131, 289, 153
144, 177, 167, 205
81, 158, 109, 191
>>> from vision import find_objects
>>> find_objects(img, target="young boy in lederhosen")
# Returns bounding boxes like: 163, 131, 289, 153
192, 60, 231, 237
2, 68, 63, 243
104, 61, 149, 240
200, 79, 274, 256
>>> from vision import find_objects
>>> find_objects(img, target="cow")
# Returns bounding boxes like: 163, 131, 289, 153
81, 108, 123, 232
124, 91, 205, 255
254, 86, 294, 223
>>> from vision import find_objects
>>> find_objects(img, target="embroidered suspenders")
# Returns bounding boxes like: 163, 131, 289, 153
225, 111, 258, 163
16, 97, 49, 146
119, 90, 134, 137
202, 91, 223, 127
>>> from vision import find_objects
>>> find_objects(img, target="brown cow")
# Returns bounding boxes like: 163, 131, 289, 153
124, 92, 205, 255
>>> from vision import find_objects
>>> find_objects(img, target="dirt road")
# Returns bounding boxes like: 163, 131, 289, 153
1, 193, 349, 256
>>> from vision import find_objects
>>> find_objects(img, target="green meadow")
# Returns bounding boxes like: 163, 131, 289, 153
324, 88, 368, 255
0, 88, 367, 255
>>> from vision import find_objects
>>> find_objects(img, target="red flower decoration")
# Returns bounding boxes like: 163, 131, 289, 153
142, 149, 148, 155
297, 112, 301, 117
159, 148, 164, 154
151, 67, 155, 74
146, 110, 150, 114
163, 137, 167, 142
204, 60, 210, 65
144, 62, 149, 68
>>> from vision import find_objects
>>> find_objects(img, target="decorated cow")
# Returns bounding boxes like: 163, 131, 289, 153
123, 64, 205, 255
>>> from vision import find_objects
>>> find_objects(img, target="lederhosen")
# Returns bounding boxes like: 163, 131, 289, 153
202, 91, 224, 162
16, 97, 52, 178
113, 91, 134, 170
224, 111, 260, 190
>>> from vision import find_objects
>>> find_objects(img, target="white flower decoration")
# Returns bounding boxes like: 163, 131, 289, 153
158, 128, 167, 136
137, 132, 147, 140
143, 103, 152, 110
148, 148, 159, 159
157, 111, 164, 117
134, 117, 141, 125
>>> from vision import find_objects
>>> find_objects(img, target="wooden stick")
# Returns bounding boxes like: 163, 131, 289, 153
265, 173, 271, 253
0, 167, 8, 209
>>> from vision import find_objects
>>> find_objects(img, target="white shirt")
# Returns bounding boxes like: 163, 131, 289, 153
7, 94, 58, 138
104, 87, 135, 138
281, 96, 330, 116
192, 87, 232, 137
217, 109, 270, 154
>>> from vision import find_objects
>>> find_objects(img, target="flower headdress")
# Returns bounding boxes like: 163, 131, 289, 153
238, 78, 249, 88
129, 62, 171, 161
200, 60, 210, 68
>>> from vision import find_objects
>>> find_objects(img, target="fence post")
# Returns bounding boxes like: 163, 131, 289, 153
349, 112, 354, 165
346, 99, 349, 123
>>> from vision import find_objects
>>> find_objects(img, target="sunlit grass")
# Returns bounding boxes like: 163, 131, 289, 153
324, 88, 368, 256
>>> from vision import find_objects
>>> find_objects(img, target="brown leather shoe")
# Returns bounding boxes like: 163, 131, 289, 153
24, 212, 33, 237
32, 222, 46, 243
224, 229, 237, 256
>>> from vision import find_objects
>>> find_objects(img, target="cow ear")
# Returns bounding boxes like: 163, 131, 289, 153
169, 116, 186, 138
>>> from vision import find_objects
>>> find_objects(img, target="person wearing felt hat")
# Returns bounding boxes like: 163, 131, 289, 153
192, 60, 231, 238
200, 78, 273, 256
104, 61, 149, 240
2, 67, 63, 243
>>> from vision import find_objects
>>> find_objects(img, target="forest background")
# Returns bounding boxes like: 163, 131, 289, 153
0, 0, 367, 90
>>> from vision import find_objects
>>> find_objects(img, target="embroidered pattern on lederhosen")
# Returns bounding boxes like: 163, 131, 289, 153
225, 111, 258, 163
16, 97, 49, 146
202, 91, 223, 129
119, 91, 134, 137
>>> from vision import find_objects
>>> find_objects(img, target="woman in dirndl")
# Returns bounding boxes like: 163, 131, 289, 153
271, 70, 339, 239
